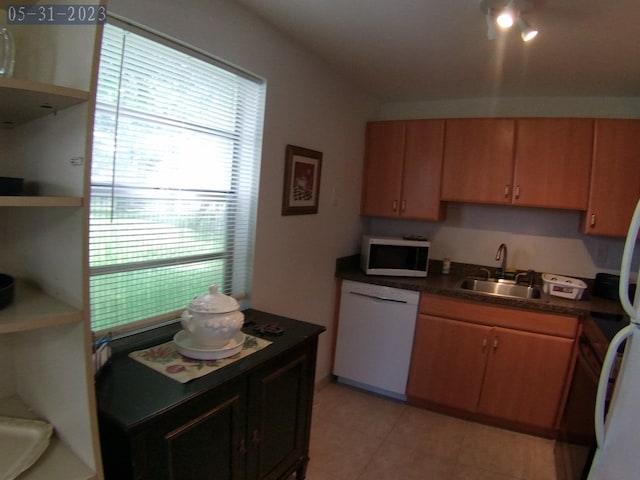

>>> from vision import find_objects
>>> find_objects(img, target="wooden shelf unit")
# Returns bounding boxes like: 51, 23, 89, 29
0, 78, 89, 128
0, 395, 96, 480
0, 281, 82, 334
0, 196, 83, 207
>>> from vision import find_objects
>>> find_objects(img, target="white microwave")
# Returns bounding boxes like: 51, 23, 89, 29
360, 235, 430, 277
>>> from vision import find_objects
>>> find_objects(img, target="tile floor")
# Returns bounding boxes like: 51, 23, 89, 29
305, 381, 557, 480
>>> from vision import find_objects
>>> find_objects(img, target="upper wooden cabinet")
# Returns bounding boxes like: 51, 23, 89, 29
514, 118, 593, 209
441, 118, 515, 204
582, 119, 640, 237
441, 118, 594, 210
361, 120, 445, 220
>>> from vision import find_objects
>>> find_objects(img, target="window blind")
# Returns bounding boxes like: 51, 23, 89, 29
90, 22, 265, 334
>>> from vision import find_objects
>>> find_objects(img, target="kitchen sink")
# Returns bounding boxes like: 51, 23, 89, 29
458, 277, 542, 300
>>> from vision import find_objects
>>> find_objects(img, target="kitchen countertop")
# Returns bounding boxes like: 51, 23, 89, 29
336, 256, 626, 318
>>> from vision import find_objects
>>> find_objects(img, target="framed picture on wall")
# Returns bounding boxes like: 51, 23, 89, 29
282, 144, 323, 215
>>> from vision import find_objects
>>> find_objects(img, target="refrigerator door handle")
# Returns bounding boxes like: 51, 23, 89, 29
594, 325, 633, 448
619, 199, 640, 319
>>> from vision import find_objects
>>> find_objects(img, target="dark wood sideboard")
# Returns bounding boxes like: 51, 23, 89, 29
96, 309, 325, 480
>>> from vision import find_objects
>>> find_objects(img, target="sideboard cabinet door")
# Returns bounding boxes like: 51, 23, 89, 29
247, 346, 315, 480
127, 381, 247, 480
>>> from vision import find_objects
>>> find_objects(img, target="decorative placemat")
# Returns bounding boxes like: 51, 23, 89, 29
129, 334, 272, 383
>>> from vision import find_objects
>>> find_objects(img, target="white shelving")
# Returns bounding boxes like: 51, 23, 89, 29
0, 396, 96, 480
0, 281, 82, 334
0, 5, 104, 479
0, 196, 83, 207
0, 78, 89, 128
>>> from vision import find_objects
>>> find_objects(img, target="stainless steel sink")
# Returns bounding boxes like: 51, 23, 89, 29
458, 277, 542, 300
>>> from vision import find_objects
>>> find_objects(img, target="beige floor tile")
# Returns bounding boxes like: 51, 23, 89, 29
308, 383, 557, 480
308, 413, 384, 480
385, 405, 470, 460
312, 382, 405, 439
361, 441, 456, 480
457, 422, 545, 479
530, 437, 558, 480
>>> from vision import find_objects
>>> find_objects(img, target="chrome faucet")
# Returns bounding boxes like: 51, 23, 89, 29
495, 243, 508, 276
516, 269, 536, 287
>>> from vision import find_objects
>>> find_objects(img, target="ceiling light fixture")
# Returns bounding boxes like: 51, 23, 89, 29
518, 16, 538, 41
486, 11, 498, 40
479, 0, 538, 42
496, 1, 515, 29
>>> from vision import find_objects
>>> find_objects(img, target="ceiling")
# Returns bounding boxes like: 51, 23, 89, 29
235, 0, 640, 102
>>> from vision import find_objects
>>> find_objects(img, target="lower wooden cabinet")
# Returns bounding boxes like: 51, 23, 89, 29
407, 295, 578, 435
477, 325, 574, 428
97, 310, 324, 480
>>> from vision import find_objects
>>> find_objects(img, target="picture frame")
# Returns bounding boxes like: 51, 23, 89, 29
282, 144, 323, 215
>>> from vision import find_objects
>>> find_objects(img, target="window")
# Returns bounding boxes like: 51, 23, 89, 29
90, 21, 265, 333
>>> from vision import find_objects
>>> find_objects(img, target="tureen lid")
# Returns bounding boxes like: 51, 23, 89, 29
187, 285, 240, 314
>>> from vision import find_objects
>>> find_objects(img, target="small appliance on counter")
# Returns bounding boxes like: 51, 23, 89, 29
542, 273, 587, 300
592, 273, 636, 302
175, 285, 245, 360
360, 234, 430, 277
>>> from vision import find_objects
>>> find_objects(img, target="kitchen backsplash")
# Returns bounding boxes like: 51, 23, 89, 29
362, 203, 633, 279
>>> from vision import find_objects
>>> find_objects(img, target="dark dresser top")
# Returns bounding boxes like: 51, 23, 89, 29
96, 309, 325, 432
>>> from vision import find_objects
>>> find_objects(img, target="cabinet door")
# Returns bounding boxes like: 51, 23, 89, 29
247, 346, 315, 480
131, 384, 247, 480
583, 119, 640, 237
514, 118, 593, 209
401, 119, 446, 220
478, 327, 574, 430
407, 314, 490, 412
361, 121, 406, 217
441, 118, 515, 204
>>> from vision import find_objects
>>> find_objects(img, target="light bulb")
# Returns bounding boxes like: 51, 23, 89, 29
496, 2, 515, 29
518, 17, 538, 42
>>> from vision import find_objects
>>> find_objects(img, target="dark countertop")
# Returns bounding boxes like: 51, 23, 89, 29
336, 256, 626, 318
96, 309, 326, 432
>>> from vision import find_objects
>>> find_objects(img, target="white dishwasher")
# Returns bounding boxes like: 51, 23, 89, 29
333, 279, 419, 400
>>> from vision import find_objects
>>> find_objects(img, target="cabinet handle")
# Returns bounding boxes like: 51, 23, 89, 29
515, 185, 520, 199
401, 200, 406, 213
591, 214, 596, 228
239, 439, 247, 456
482, 337, 488, 352
504, 185, 510, 198
251, 429, 260, 445
392, 200, 398, 212
492, 337, 499, 351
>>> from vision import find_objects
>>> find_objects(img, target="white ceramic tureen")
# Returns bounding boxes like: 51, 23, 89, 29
180, 285, 244, 349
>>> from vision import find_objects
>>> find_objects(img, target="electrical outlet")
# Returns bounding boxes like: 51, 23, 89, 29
70, 156, 84, 166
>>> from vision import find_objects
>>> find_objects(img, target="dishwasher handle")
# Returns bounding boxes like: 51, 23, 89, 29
348, 290, 409, 304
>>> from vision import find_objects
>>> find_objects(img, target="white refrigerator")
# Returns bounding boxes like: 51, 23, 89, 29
588, 198, 640, 479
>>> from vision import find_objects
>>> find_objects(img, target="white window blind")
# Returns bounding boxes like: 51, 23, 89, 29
90, 22, 265, 333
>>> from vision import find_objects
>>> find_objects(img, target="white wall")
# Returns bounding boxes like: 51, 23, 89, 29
367, 97, 640, 280
107, 0, 375, 381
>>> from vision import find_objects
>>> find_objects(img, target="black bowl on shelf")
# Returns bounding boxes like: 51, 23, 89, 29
0, 274, 15, 310
0, 177, 24, 195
